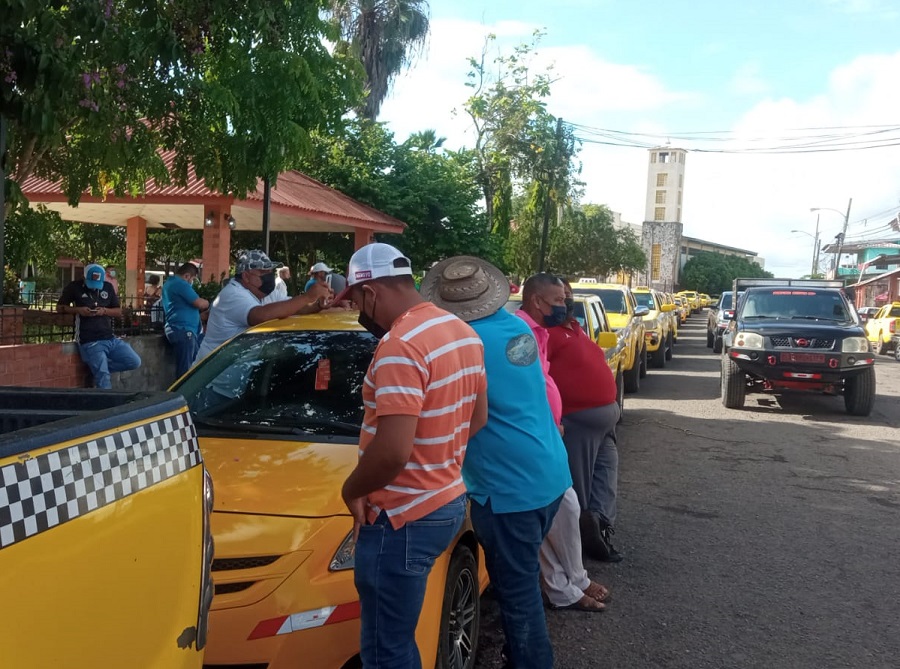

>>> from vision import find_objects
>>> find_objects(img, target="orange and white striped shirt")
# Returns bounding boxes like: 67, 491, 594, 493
361, 302, 486, 528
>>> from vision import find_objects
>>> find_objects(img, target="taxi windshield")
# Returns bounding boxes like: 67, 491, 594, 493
577, 288, 626, 314
172, 330, 377, 436
634, 293, 657, 310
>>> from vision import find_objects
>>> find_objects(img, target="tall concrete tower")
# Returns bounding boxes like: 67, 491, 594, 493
644, 145, 687, 224
639, 146, 687, 291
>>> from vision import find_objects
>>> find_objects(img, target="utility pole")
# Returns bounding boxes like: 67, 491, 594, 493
832, 197, 852, 279
811, 214, 820, 277
538, 117, 565, 273
262, 176, 272, 255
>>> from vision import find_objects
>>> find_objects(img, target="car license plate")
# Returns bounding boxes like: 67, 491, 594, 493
780, 352, 825, 363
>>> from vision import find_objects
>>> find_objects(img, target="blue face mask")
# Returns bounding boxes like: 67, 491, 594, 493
543, 304, 568, 328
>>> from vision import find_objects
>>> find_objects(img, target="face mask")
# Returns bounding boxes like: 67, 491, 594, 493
108, 270, 116, 278
564, 297, 575, 321
358, 290, 388, 340
543, 303, 568, 328
259, 272, 276, 295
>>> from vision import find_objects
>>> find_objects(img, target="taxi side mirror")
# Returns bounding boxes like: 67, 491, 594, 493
596, 331, 618, 348
660, 304, 675, 312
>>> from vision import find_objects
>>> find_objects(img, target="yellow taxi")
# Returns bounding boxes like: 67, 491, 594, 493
505, 293, 624, 416
632, 287, 676, 369
673, 296, 689, 324
171, 310, 488, 669
677, 290, 701, 314
699, 293, 711, 309
864, 302, 900, 354
573, 280, 648, 393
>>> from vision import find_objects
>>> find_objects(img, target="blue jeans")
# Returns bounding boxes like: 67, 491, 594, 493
355, 495, 466, 669
78, 338, 142, 389
165, 327, 202, 379
470, 495, 563, 669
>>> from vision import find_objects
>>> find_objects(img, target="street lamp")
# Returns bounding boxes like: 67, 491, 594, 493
810, 199, 852, 279
791, 219, 820, 277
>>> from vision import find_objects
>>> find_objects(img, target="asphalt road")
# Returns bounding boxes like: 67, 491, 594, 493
474, 313, 900, 669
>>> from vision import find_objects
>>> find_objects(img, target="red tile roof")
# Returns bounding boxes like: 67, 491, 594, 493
19, 151, 406, 231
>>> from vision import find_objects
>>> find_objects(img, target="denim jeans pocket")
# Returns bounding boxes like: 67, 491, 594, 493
404, 509, 465, 574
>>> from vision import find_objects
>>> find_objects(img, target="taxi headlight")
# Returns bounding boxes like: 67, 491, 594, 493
330, 531, 356, 571
734, 332, 764, 349
841, 337, 870, 353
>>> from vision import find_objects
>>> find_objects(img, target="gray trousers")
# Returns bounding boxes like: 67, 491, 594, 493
561, 403, 620, 526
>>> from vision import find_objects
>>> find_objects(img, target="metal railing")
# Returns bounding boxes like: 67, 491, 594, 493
0, 292, 164, 345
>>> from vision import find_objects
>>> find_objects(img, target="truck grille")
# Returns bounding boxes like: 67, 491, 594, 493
770, 336, 835, 350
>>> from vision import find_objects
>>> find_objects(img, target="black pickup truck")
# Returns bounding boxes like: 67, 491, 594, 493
720, 278, 876, 416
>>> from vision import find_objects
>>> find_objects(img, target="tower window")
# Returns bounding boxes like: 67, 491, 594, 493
655, 190, 666, 204
679, 174, 683, 188
654, 207, 665, 221
651, 244, 662, 281
659, 152, 670, 163
657, 173, 668, 187
678, 192, 682, 205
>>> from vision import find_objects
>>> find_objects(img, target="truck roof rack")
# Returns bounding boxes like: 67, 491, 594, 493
734, 278, 844, 291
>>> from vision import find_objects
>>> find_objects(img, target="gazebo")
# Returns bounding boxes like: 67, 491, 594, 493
20, 151, 405, 297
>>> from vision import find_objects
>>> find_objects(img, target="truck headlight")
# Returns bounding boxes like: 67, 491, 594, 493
734, 332, 764, 349
329, 531, 356, 571
841, 337, 870, 353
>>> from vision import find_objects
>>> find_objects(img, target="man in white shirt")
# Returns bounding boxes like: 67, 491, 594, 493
261, 266, 291, 305
193, 250, 330, 365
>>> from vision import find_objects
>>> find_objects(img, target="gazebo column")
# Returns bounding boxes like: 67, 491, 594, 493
202, 205, 232, 283
125, 215, 147, 306
354, 227, 375, 250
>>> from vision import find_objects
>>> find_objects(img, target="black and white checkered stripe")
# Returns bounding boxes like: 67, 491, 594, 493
0, 411, 201, 550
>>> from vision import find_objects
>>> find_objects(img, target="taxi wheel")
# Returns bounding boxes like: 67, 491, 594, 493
712, 335, 723, 354
665, 332, 674, 361
638, 346, 648, 378
877, 334, 888, 355
437, 544, 480, 669
650, 342, 666, 369
623, 358, 640, 393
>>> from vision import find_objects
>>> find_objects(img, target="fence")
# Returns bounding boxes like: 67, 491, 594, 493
0, 292, 163, 345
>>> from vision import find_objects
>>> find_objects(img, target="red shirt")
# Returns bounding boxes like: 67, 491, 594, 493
546, 320, 617, 415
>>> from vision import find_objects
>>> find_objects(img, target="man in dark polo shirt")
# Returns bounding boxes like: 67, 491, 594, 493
57, 263, 141, 389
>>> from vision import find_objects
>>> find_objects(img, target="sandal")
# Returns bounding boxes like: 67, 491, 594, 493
549, 594, 606, 613
584, 581, 610, 603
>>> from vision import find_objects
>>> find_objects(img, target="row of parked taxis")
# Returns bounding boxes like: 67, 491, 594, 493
163, 279, 701, 669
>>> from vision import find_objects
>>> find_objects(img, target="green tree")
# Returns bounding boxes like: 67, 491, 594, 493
680, 252, 773, 294
146, 230, 203, 275
329, 0, 430, 120
1, 0, 361, 206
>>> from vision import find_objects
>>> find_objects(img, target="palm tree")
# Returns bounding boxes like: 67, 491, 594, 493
404, 129, 445, 152
330, 0, 430, 120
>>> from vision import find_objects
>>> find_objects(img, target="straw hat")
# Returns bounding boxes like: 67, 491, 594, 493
420, 256, 510, 322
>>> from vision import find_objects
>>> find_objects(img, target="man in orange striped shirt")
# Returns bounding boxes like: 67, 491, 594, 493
338, 243, 488, 668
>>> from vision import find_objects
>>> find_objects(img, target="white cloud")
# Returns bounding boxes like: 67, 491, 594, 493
729, 62, 770, 97
380, 20, 900, 277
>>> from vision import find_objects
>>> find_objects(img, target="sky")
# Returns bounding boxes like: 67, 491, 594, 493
377, 0, 900, 277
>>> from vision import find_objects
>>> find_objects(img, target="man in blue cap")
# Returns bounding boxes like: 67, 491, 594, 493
57, 263, 142, 388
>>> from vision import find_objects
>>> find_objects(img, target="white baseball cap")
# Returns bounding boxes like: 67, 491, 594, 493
334, 243, 413, 302
309, 262, 333, 275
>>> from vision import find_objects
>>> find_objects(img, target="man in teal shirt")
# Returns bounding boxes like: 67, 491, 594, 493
420, 256, 571, 669
162, 263, 209, 378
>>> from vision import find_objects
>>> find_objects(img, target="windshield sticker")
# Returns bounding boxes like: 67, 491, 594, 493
315, 358, 332, 390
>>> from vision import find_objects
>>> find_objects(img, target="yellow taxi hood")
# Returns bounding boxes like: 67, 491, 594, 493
200, 435, 359, 518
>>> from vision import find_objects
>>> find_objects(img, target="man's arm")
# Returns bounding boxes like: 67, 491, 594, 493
247, 284, 330, 325
191, 297, 210, 310
341, 414, 418, 500
469, 389, 489, 437
56, 285, 92, 317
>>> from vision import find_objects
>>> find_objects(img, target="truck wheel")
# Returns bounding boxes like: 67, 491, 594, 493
437, 544, 480, 669
895, 346, 900, 362
706, 329, 714, 348
665, 332, 674, 360
639, 345, 648, 378
844, 368, 876, 417
721, 357, 745, 409
712, 334, 723, 354
877, 333, 888, 355
616, 368, 625, 424
651, 341, 666, 368
623, 357, 640, 393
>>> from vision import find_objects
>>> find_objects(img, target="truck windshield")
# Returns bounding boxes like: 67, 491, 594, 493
172, 330, 377, 436
578, 289, 627, 314
741, 290, 853, 322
